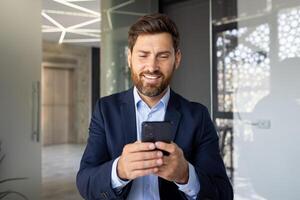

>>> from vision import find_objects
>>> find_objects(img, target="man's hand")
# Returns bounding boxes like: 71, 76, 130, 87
154, 142, 189, 184
117, 142, 164, 180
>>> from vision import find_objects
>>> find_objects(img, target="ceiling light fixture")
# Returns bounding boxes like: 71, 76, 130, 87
59, 30, 66, 43
53, 0, 100, 17
105, 0, 147, 30
63, 38, 100, 43
42, 11, 65, 30
42, 0, 100, 44
67, 18, 100, 30
43, 9, 96, 18
67, 29, 100, 33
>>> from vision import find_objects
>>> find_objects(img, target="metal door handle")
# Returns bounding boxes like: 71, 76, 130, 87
31, 81, 40, 142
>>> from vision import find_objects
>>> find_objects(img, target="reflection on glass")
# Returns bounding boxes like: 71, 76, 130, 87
216, 25, 270, 113
213, 1, 300, 199
215, 118, 234, 179
278, 7, 300, 60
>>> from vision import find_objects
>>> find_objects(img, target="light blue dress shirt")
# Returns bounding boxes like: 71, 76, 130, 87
111, 87, 200, 199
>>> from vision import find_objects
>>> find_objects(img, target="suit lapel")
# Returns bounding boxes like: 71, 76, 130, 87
120, 88, 137, 145
164, 90, 181, 142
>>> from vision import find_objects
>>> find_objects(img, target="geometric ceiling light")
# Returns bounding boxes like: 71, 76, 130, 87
105, 0, 147, 30
42, 0, 100, 44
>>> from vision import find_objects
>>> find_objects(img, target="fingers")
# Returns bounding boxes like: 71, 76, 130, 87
155, 141, 177, 155
130, 158, 163, 170
120, 153, 162, 180
154, 159, 174, 181
119, 142, 188, 181
128, 151, 164, 170
124, 142, 155, 153
130, 150, 163, 162
122, 166, 159, 180
118, 142, 164, 180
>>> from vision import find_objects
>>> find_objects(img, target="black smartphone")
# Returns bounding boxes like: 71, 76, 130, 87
141, 121, 173, 143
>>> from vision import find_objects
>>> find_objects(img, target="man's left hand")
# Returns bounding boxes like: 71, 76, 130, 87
154, 142, 189, 184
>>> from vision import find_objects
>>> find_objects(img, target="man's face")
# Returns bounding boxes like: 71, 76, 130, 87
128, 33, 181, 97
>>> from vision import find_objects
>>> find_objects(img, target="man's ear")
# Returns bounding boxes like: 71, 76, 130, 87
127, 49, 132, 68
175, 49, 181, 70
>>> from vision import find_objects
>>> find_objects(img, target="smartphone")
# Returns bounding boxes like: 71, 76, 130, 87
141, 121, 173, 143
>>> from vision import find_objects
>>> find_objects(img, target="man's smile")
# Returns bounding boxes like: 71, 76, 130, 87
142, 73, 163, 84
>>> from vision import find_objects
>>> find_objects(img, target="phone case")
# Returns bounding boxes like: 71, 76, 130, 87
141, 121, 173, 143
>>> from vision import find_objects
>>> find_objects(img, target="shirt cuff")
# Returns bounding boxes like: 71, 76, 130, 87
174, 162, 200, 199
111, 157, 130, 189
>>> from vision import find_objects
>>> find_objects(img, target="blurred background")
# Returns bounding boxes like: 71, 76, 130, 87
0, 0, 299, 199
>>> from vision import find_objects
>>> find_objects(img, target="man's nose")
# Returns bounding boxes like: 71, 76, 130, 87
146, 57, 159, 72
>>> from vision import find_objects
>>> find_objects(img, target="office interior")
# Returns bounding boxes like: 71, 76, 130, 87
0, 0, 299, 199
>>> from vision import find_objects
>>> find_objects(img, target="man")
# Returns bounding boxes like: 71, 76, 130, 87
77, 13, 233, 200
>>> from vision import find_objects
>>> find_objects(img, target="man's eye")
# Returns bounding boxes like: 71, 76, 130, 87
159, 54, 169, 59
138, 55, 147, 58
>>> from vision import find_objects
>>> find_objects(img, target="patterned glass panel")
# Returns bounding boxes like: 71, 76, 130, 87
216, 25, 271, 113
278, 7, 300, 60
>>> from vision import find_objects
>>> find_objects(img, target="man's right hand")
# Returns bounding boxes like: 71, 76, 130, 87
117, 141, 163, 180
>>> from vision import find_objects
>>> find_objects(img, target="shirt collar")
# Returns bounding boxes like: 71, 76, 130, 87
133, 86, 170, 110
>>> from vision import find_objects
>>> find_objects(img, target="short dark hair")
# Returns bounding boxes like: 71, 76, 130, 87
128, 13, 180, 52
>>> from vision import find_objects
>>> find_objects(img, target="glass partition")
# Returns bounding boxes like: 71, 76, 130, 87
212, 0, 300, 199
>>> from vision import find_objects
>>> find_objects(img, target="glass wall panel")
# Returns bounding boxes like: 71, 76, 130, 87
100, 0, 158, 96
212, 0, 300, 199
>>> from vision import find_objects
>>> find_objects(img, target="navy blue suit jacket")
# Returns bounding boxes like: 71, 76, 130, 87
77, 88, 233, 200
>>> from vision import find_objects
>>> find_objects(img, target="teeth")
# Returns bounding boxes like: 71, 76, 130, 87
144, 74, 159, 79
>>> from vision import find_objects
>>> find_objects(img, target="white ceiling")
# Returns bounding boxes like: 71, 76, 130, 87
42, 0, 101, 47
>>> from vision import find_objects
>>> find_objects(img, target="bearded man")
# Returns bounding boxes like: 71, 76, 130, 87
77, 13, 233, 200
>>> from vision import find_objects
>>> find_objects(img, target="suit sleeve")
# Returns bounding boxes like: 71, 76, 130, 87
194, 107, 234, 200
76, 100, 131, 200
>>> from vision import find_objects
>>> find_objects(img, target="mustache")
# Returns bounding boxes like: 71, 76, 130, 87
140, 70, 163, 76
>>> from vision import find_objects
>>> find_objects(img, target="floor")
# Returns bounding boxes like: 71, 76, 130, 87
42, 144, 86, 200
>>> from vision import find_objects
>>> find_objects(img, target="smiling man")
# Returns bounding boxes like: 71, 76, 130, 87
77, 13, 233, 200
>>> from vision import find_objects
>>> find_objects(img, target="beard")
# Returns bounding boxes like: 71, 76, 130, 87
130, 64, 175, 97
